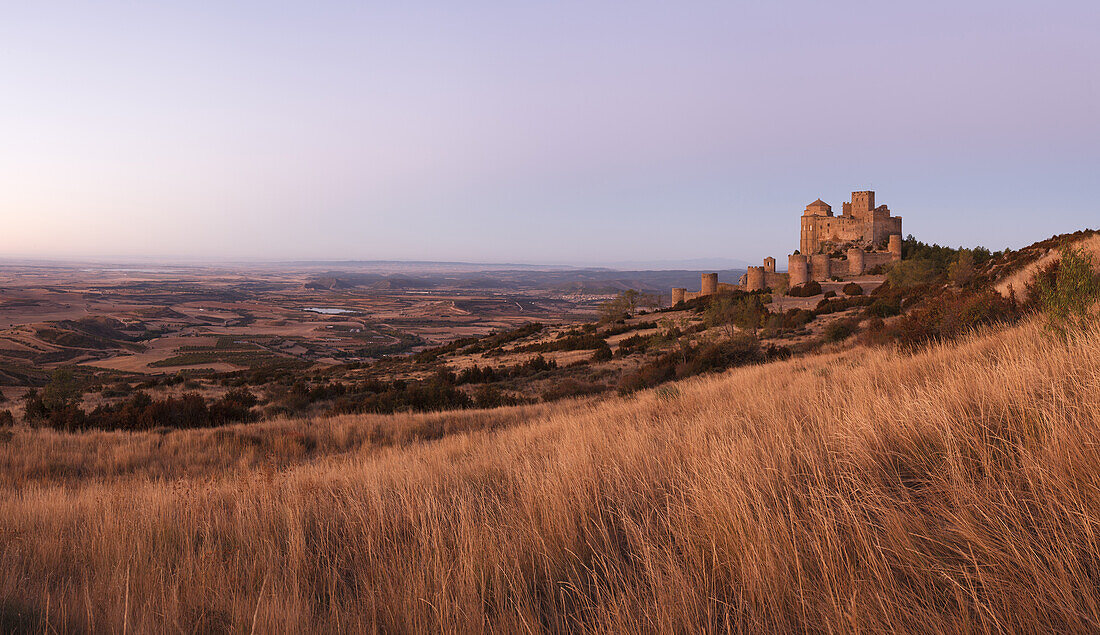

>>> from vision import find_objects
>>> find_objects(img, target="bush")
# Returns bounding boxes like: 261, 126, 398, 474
814, 296, 874, 316
0, 410, 13, 427
883, 290, 1022, 348
591, 342, 613, 362
515, 334, 607, 354
617, 360, 677, 395
823, 318, 859, 343
865, 298, 901, 318
777, 308, 815, 329
22, 390, 48, 424
683, 335, 765, 376
618, 335, 789, 394
473, 386, 526, 409
616, 333, 654, 356
788, 280, 822, 297
843, 282, 863, 296
1033, 246, 1100, 337
456, 365, 500, 385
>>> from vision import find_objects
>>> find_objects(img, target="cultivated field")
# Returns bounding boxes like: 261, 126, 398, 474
0, 261, 615, 380
2, 317, 1098, 632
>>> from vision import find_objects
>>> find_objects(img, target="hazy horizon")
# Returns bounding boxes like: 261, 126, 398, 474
1, 1, 1097, 263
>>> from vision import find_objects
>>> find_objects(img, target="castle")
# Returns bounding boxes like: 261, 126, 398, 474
671, 190, 903, 303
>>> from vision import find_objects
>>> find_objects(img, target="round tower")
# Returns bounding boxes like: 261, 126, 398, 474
847, 248, 865, 276
746, 266, 765, 292
811, 254, 831, 281
888, 234, 902, 261
788, 254, 809, 288
763, 256, 776, 273
700, 273, 718, 296
671, 288, 686, 305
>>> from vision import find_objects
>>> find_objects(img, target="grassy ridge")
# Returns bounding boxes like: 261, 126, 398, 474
2, 318, 1100, 631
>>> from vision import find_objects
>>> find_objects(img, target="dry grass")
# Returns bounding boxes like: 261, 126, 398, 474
995, 233, 1100, 300
3, 318, 1100, 632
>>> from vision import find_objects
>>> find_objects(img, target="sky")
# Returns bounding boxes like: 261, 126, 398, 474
0, 1, 1097, 266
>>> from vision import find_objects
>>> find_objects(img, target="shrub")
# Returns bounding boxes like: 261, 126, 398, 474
823, 318, 859, 343
456, 365, 500, 385
616, 333, 656, 356
540, 379, 606, 401
599, 321, 657, 337
515, 334, 607, 353
473, 386, 526, 409
521, 354, 556, 373
591, 342, 613, 362
777, 308, 815, 329
0, 410, 13, 428
814, 296, 874, 316
865, 298, 901, 318
617, 360, 677, 395
683, 335, 764, 376
888, 290, 1022, 348
618, 335, 789, 394
788, 280, 822, 297
843, 282, 863, 296
823, 291, 837, 299
1033, 246, 1100, 337
22, 390, 48, 424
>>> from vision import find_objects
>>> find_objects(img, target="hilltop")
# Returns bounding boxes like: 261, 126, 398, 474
3, 308, 1100, 631
5, 229, 1097, 433
1, 228, 1099, 631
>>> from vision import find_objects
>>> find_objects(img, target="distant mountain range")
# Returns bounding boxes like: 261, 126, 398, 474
303, 268, 749, 295
286, 257, 753, 273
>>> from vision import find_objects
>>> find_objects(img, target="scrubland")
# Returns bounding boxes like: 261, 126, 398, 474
3, 317, 1100, 632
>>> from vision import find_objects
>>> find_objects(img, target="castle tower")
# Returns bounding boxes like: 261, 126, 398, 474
888, 234, 903, 261
671, 288, 686, 305
788, 254, 809, 287
811, 254, 831, 281
763, 256, 776, 273
700, 273, 718, 296
746, 266, 766, 292
847, 248, 865, 276
801, 199, 832, 254
851, 190, 875, 219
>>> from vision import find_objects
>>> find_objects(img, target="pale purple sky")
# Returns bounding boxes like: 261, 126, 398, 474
0, 1, 1096, 264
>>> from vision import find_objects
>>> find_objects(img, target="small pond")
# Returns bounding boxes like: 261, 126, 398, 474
302, 307, 357, 315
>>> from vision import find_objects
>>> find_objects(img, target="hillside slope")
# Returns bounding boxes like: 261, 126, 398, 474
2, 318, 1100, 632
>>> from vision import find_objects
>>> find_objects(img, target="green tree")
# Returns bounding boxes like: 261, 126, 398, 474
1037, 246, 1100, 337
704, 296, 738, 338
598, 289, 641, 323
42, 369, 82, 413
948, 249, 976, 286
887, 259, 936, 288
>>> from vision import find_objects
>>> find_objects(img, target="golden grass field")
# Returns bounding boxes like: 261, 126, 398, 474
3, 317, 1100, 632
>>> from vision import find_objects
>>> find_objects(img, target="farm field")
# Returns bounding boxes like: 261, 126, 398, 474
0, 261, 624, 379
